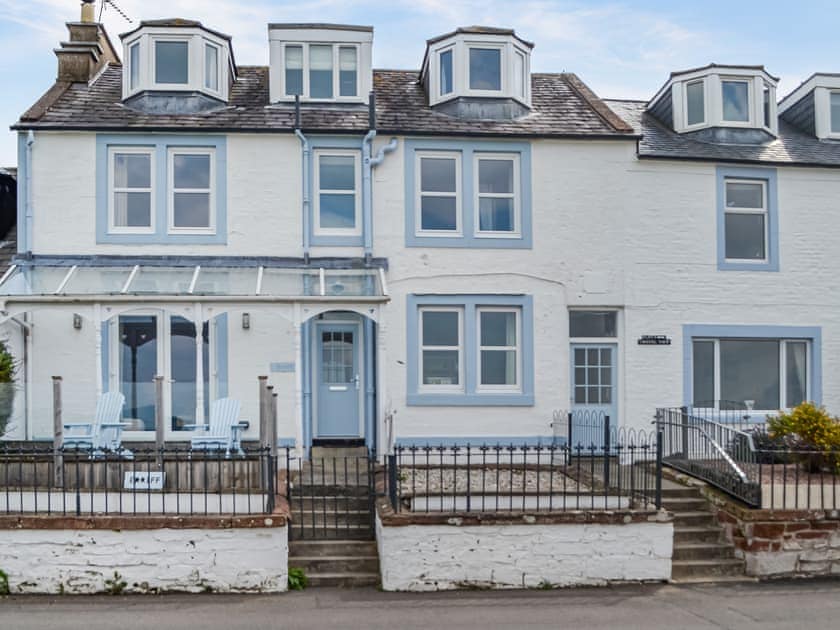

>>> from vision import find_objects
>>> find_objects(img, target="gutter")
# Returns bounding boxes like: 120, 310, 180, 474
294, 96, 311, 263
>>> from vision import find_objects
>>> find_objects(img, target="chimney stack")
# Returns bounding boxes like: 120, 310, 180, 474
54, 2, 120, 82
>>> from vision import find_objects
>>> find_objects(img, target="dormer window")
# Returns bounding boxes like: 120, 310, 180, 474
469, 47, 501, 91
120, 20, 235, 108
649, 65, 779, 139
778, 74, 840, 140
421, 27, 533, 112
155, 40, 189, 84
721, 79, 750, 123
269, 24, 373, 103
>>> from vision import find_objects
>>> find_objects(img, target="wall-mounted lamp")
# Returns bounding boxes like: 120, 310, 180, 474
242, 312, 251, 330
72, 313, 82, 330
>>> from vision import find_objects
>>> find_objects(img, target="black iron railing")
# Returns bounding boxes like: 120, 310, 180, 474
656, 407, 840, 510
385, 431, 662, 514
0, 444, 276, 516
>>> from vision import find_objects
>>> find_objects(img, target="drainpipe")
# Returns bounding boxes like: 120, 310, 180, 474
361, 92, 398, 261
294, 96, 311, 264
25, 131, 34, 253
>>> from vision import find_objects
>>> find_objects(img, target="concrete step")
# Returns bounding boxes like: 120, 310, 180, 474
292, 510, 373, 527
660, 486, 702, 499
672, 542, 736, 561
290, 496, 371, 511
289, 555, 379, 574
671, 558, 745, 579
310, 446, 369, 460
661, 496, 709, 511
290, 483, 370, 496
671, 575, 757, 585
674, 526, 725, 544
672, 511, 717, 527
305, 572, 379, 588
289, 540, 378, 557
288, 523, 375, 541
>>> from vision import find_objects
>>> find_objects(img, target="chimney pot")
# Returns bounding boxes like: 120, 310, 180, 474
81, 0, 95, 24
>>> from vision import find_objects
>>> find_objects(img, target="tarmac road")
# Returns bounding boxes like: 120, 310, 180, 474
1, 579, 839, 629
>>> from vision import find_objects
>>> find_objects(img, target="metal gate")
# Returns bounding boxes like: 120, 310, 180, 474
287, 450, 376, 540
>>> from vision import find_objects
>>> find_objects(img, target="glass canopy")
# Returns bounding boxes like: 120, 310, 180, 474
0, 265, 386, 299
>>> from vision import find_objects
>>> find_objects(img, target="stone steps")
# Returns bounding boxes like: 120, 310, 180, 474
289, 539, 379, 588
672, 541, 736, 561
674, 526, 725, 544
672, 510, 718, 527
290, 495, 371, 511
292, 509, 373, 527
671, 558, 747, 579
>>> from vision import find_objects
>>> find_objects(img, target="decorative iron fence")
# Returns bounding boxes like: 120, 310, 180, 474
683, 401, 768, 431
558, 409, 618, 454
0, 444, 276, 516
385, 430, 662, 514
656, 407, 840, 510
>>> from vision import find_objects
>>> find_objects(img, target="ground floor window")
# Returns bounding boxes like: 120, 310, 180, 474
692, 338, 808, 410
407, 294, 534, 406
111, 312, 222, 432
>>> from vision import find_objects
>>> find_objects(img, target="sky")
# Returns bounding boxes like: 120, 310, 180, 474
0, 0, 838, 165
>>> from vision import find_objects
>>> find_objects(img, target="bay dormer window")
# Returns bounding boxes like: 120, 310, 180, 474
421, 27, 533, 111
268, 24, 373, 103
831, 91, 840, 134
120, 20, 235, 108
649, 65, 779, 139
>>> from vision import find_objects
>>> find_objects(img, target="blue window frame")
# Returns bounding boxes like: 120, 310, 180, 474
404, 139, 532, 249
96, 134, 227, 244
683, 324, 821, 410
407, 294, 535, 406
716, 166, 778, 271
307, 136, 364, 247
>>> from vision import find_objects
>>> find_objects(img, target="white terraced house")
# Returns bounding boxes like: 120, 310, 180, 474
3, 6, 840, 456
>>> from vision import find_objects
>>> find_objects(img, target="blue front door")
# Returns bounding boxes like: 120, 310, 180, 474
316, 324, 362, 438
570, 343, 618, 449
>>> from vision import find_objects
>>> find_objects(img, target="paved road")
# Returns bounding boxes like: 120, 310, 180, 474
1, 580, 839, 629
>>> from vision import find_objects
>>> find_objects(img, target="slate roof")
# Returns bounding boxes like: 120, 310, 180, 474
606, 99, 840, 168
13, 64, 635, 139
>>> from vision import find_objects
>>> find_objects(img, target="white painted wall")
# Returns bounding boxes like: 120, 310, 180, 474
21, 128, 840, 443
376, 515, 673, 590
0, 525, 288, 594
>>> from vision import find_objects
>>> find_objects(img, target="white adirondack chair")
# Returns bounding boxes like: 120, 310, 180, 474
62, 391, 130, 456
187, 398, 246, 457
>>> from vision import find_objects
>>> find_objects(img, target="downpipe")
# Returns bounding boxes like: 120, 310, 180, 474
295, 128, 310, 263
25, 130, 34, 253
361, 131, 398, 257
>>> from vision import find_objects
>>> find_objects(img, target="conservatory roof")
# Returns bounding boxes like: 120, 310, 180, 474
0, 264, 387, 302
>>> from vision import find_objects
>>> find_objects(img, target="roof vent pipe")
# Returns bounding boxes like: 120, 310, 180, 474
368, 91, 376, 129
81, 0, 96, 23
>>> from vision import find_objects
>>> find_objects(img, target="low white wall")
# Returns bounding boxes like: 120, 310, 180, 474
376, 515, 672, 591
0, 525, 288, 594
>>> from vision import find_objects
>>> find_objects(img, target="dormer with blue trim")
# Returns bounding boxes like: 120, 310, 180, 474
419, 26, 533, 120
647, 64, 779, 143
120, 18, 236, 114
779, 73, 840, 141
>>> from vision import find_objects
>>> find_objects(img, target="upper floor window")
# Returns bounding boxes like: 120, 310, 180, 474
469, 47, 501, 91
169, 149, 215, 233
205, 43, 219, 91
832, 92, 840, 134
97, 135, 227, 245
314, 150, 361, 236
109, 148, 154, 233
406, 140, 532, 249
724, 179, 766, 262
282, 43, 360, 100
129, 42, 140, 91
721, 79, 750, 123
716, 166, 778, 272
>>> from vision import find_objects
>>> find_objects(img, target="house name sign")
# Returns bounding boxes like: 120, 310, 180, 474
637, 335, 671, 346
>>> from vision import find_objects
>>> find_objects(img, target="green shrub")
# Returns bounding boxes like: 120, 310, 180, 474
0, 340, 16, 438
288, 567, 307, 591
767, 402, 840, 472
0, 569, 9, 596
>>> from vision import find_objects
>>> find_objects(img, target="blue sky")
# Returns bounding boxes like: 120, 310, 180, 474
0, 0, 838, 165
